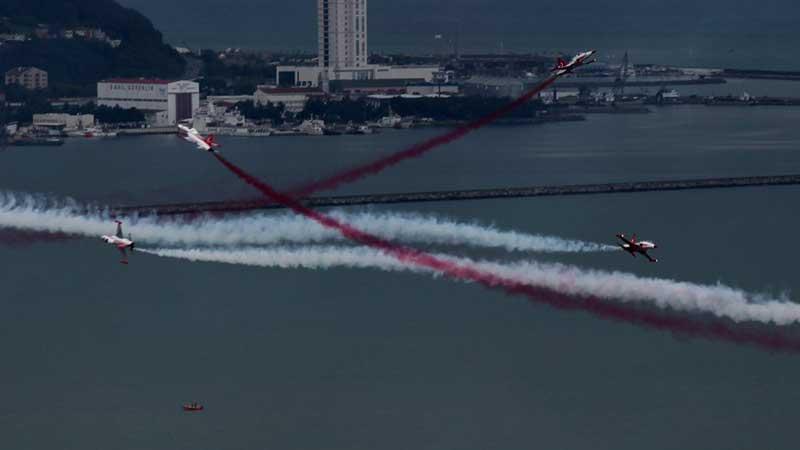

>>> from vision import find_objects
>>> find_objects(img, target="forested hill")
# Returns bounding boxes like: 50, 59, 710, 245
0, 0, 185, 94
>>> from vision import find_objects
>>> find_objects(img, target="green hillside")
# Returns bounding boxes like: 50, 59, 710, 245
0, 0, 185, 94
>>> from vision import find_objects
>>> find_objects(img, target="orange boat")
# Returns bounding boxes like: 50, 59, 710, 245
182, 402, 204, 412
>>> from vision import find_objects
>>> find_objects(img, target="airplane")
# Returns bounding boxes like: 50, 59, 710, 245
101, 220, 135, 264
177, 124, 220, 152
616, 233, 658, 263
551, 50, 597, 76
183, 401, 204, 412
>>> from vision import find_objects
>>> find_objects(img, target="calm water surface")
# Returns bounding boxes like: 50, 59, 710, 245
2, 105, 800, 449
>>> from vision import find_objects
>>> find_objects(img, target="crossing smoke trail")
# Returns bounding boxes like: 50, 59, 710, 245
115, 74, 562, 218
0, 192, 610, 253
327, 211, 615, 253
286, 75, 561, 198
211, 153, 800, 352
141, 245, 800, 327
5, 187, 793, 325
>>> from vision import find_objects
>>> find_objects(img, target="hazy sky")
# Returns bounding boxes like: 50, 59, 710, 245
117, 0, 800, 67
120, 1, 797, 28
118, 0, 798, 42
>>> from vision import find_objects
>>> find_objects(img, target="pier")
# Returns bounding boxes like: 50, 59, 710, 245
115, 174, 800, 216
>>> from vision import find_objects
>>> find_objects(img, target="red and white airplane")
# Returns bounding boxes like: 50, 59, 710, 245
551, 50, 597, 76
178, 124, 220, 152
616, 233, 658, 263
101, 220, 135, 264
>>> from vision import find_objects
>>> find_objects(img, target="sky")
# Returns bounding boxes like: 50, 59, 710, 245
117, 0, 799, 45
115, 0, 800, 68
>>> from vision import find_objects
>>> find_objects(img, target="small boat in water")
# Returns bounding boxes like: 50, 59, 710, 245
182, 401, 204, 412
83, 127, 118, 138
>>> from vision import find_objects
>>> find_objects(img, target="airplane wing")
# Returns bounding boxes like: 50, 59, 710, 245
616, 234, 634, 246
618, 244, 635, 256
115, 222, 124, 238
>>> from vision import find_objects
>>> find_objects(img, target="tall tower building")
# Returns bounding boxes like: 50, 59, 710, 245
277, 0, 437, 91
318, 0, 368, 76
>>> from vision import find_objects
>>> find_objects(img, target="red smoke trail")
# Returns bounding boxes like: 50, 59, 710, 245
213, 153, 800, 353
287, 74, 560, 198
115, 75, 561, 219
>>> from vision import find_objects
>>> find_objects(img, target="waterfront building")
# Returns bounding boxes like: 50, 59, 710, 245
97, 79, 199, 125
276, 65, 327, 88
276, 65, 442, 90
253, 86, 325, 113
461, 76, 527, 98
32, 113, 95, 131
405, 83, 460, 96
539, 88, 580, 104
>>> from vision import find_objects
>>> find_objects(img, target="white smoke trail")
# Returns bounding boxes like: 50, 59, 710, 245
0, 192, 613, 253
140, 245, 800, 326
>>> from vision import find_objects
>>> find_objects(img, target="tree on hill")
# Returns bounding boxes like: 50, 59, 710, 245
0, 0, 185, 89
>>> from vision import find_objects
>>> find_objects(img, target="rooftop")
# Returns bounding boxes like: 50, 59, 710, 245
5, 66, 46, 76
100, 78, 172, 85
330, 78, 427, 89
257, 87, 324, 94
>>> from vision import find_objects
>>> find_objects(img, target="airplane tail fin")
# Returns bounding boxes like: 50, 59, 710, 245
551, 57, 567, 72
205, 134, 217, 147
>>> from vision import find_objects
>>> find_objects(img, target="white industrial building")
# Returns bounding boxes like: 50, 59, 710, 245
405, 83, 459, 96
254, 87, 325, 113
32, 113, 95, 130
97, 78, 200, 125
276, 65, 442, 90
539, 88, 580, 104
276, 66, 327, 88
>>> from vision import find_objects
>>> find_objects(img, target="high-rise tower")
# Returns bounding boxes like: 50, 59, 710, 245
318, 0, 368, 76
